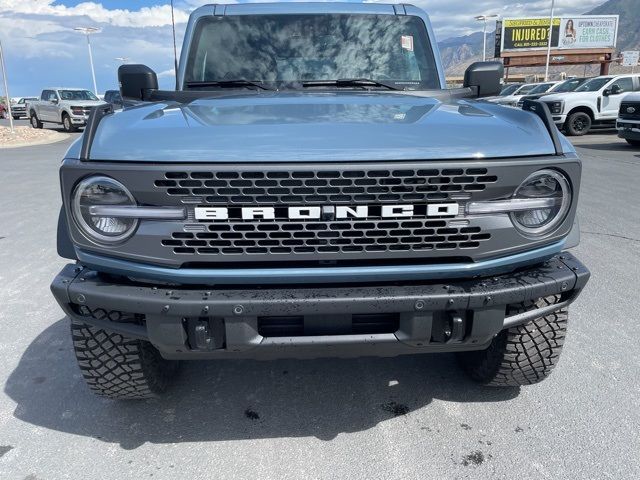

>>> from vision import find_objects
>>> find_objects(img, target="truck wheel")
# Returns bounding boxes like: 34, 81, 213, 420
71, 319, 178, 399
30, 113, 43, 129
626, 139, 640, 147
457, 296, 568, 387
62, 113, 77, 132
565, 112, 591, 136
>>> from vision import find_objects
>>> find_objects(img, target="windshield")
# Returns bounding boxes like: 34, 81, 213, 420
58, 90, 98, 101
500, 84, 520, 96
528, 83, 554, 94
515, 84, 537, 95
575, 77, 612, 92
554, 78, 585, 93
185, 14, 440, 90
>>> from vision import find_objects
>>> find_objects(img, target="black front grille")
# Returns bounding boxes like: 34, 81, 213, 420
154, 167, 495, 258
619, 102, 640, 120
162, 221, 491, 256
154, 168, 497, 205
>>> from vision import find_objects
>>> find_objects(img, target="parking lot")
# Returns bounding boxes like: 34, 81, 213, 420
0, 120, 638, 479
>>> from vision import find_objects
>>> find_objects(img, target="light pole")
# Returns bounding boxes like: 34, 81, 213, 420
74, 26, 100, 95
544, 0, 556, 81
475, 14, 499, 62
0, 39, 14, 133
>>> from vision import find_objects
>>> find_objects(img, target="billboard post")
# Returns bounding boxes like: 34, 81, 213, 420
544, 0, 555, 81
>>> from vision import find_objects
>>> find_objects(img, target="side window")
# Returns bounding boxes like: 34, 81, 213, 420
611, 78, 633, 94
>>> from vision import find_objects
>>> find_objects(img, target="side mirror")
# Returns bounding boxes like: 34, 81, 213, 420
118, 64, 158, 101
602, 88, 611, 97
51, 98, 58, 104
463, 61, 504, 98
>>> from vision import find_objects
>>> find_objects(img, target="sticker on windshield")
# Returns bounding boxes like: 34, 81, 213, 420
401, 35, 414, 51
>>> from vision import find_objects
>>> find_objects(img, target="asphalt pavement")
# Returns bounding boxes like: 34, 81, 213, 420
0, 121, 638, 480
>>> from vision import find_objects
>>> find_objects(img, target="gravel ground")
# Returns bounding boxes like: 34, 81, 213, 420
0, 123, 68, 148
0, 124, 638, 480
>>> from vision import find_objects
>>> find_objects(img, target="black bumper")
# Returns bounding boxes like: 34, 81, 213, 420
51, 253, 589, 360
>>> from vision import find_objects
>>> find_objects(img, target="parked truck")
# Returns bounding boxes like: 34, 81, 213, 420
28, 88, 105, 132
51, 2, 590, 399
542, 74, 640, 136
616, 92, 640, 146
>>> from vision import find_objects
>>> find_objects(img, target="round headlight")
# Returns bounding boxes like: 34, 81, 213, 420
72, 176, 137, 244
510, 169, 571, 236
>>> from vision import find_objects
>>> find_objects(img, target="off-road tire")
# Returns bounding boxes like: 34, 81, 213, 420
71, 319, 178, 399
30, 112, 42, 129
565, 112, 592, 136
62, 113, 77, 132
626, 138, 640, 147
457, 296, 568, 387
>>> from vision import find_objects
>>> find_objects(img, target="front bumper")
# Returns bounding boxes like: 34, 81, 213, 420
51, 253, 589, 360
617, 120, 640, 141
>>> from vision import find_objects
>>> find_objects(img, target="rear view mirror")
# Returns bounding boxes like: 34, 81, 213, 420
118, 64, 158, 101
464, 61, 504, 98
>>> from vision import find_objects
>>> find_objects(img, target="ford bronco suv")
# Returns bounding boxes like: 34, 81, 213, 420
51, 2, 590, 399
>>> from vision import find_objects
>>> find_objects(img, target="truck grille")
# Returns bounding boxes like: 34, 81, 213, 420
161, 221, 491, 256
154, 167, 497, 204
154, 168, 496, 257
619, 102, 640, 120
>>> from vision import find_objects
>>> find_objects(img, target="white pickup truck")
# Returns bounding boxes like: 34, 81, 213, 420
28, 88, 105, 132
617, 92, 640, 146
541, 74, 640, 135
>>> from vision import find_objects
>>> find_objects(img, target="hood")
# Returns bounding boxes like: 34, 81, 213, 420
65, 100, 106, 106
86, 92, 557, 162
542, 91, 593, 102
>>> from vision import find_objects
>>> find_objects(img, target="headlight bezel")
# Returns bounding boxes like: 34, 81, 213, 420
509, 169, 572, 237
71, 175, 138, 244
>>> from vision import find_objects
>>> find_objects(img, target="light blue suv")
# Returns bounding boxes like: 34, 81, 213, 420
51, 2, 589, 399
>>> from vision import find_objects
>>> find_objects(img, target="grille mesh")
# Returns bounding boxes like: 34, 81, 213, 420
620, 102, 640, 120
154, 167, 497, 258
154, 168, 497, 204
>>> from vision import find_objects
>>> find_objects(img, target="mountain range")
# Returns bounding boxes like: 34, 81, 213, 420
438, 0, 640, 77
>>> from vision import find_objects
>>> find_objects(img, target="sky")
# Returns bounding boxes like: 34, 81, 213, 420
0, 0, 608, 97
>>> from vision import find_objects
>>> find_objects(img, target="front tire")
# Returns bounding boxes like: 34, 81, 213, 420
30, 112, 43, 129
626, 138, 640, 147
71, 320, 178, 399
565, 112, 592, 136
62, 113, 77, 132
457, 296, 568, 387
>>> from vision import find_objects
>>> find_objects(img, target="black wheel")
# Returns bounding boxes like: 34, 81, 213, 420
565, 112, 592, 136
30, 112, 43, 129
62, 113, 77, 132
71, 319, 179, 399
457, 296, 568, 387
626, 139, 640, 147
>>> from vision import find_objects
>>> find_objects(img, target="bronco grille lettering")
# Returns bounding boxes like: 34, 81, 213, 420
194, 203, 460, 221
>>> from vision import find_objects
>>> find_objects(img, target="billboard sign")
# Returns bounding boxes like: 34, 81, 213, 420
621, 51, 639, 67
501, 15, 618, 52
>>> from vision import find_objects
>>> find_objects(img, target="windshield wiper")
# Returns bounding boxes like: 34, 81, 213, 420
185, 80, 272, 91
302, 78, 401, 91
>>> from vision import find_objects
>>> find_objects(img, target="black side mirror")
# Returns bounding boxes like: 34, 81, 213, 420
464, 61, 504, 98
603, 89, 611, 97
118, 64, 158, 101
